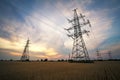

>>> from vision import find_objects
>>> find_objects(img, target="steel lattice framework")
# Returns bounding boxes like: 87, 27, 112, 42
65, 9, 91, 61
108, 51, 112, 60
96, 49, 103, 60
21, 38, 30, 61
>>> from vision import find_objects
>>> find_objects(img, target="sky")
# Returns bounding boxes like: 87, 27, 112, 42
0, 0, 120, 60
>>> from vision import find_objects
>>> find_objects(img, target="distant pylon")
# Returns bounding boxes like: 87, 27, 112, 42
65, 8, 91, 61
96, 49, 102, 60
21, 38, 30, 61
108, 51, 112, 60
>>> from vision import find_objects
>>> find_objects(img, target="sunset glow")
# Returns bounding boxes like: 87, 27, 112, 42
0, 0, 120, 60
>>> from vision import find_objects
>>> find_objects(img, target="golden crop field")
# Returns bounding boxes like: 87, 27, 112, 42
0, 61, 120, 80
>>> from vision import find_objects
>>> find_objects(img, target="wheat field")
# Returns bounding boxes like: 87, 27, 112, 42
0, 61, 120, 80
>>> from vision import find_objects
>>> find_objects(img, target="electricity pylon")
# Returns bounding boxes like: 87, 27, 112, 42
96, 49, 103, 60
65, 9, 91, 61
21, 38, 30, 61
108, 51, 112, 60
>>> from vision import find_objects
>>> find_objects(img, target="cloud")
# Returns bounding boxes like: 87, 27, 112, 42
60, 1, 113, 51
0, 37, 24, 51
0, 0, 117, 60
10, 52, 21, 56
0, 48, 21, 60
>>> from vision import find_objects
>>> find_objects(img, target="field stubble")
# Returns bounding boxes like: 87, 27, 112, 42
0, 61, 120, 80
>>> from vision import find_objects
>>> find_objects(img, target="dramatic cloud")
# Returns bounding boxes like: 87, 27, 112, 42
0, 0, 120, 60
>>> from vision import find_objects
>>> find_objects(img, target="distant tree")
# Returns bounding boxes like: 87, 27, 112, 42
44, 58, 48, 61
10, 59, 13, 61
41, 59, 43, 61
65, 59, 67, 62
26, 59, 29, 61
37, 59, 39, 62
57, 59, 65, 62
58, 59, 60, 62
61, 59, 64, 61
0, 59, 3, 61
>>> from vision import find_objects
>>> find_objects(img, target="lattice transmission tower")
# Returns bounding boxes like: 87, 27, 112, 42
96, 49, 103, 60
21, 38, 30, 61
65, 9, 91, 61
108, 51, 112, 60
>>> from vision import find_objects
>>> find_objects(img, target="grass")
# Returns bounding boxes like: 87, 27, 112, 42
0, 61, 120, 80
